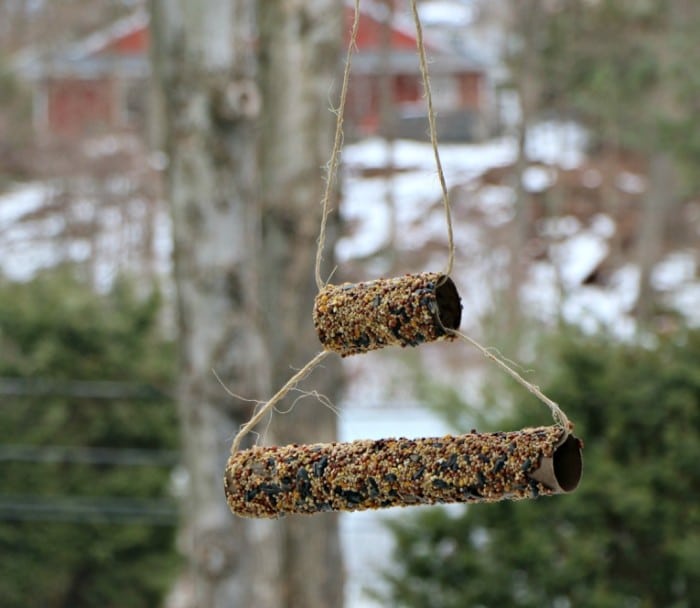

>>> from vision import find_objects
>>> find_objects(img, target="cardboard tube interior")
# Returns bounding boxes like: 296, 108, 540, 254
225, 426, 582, 518
434, 275, 462, 331
528, 433, 582, 493
313, 272, 462, 357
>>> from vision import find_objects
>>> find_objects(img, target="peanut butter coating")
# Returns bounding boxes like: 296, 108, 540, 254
225, 426, 582, 518
313, 272, 462, 357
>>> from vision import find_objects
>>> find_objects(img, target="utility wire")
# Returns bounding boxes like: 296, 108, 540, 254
0, 495, 178, 525
0, 444, 180, 466
0, 377, 171, 400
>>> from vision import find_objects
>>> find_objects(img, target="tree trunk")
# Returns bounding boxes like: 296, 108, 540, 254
258, 1, 344, 606
505, 0, 542, 336
636, 152, 673, 326
378, 0, 397, 273
151, 0, 344, 606
150, 1, 270, 605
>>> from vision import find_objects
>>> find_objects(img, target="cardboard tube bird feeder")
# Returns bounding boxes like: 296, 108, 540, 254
313, 272, 462, 357
224, 426, 582, 518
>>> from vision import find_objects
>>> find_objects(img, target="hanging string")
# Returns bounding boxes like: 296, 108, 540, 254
409, 0, 455, 279
315, 0, 361, 291
230, 350, 331, 453
451, 329, 571, 430
233, 1, 359, 453
407, 4, 567, 431
230, 1, 571, 455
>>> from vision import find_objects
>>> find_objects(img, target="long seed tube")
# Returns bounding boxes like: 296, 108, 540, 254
313, 272, 462, 357
225, 426, 583, 518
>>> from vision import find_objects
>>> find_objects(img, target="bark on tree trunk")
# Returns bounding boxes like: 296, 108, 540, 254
150, 1, 271, 605
506, 0, 542, 336
258, 2, 345, 606
636, 152, 673, 326
151, 0, 344, 606
378, 0, 397, 273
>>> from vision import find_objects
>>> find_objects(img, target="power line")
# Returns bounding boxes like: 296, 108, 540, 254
0, 495, 178, 525
0, 377, 171, 400
0, 444, 180, 466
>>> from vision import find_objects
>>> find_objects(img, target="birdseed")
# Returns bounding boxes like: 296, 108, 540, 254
224, 426, 582, 518
313, 272, 462, 357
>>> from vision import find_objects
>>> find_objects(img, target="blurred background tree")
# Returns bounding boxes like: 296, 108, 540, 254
0, 61, 33, 181
0, 268, 179, 608
150, 0, 343, 605
538, 0, 700, 326
378, 327, 700, 607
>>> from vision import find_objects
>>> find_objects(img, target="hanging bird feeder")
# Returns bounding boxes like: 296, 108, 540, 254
224, 0, 583, 518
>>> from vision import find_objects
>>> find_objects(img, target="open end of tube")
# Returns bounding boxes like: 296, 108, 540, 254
435, 275, 462, 330
553, 434, 583, 492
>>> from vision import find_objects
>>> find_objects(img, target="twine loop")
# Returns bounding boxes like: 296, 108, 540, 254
231, 0, 571, 454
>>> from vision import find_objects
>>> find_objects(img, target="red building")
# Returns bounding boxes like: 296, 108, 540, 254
15, 3, 490, 142
344, 2, 488, 140
15, 11, 150, 138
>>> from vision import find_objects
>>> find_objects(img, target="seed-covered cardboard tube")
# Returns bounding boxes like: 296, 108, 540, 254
224, 426, 583, 518
313, 272, 462, 357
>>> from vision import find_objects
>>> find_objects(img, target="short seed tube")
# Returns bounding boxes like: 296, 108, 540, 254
313, 272, 462, 357
224, 426, 583, 518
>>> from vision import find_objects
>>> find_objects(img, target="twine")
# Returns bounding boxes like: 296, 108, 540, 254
230, 350, 331, 454
408, 0, 565, 430
315, 0, 456, 287
451, 330, 571, 431
232, 2, 360, 453
230, 1, 570, 455
230, 2, 360, 455
315, 0, 361, 291
409, 0, 455, 279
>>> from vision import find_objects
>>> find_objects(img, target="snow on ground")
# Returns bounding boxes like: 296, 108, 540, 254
337, 120, 700, 351
520, 224, 637, 337
653, 250, 697, 291
550, 229, 608, 288
342, 135, 515, 180
652, 250, 700, 326
526, 121, 588, 169
418, 1, 477, 27
0, 184, 61, 281
0, 183, 49, 225
0, 181, 172, 287
339, 123, 608, 335
523, 261, 639, 338
522, 165, 556, 193
339, 136, 514, 264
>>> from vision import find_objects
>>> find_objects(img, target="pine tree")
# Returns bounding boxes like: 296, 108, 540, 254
538, 1, 700, 325
381, 329, 700, 607
0, 269, 179, 608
